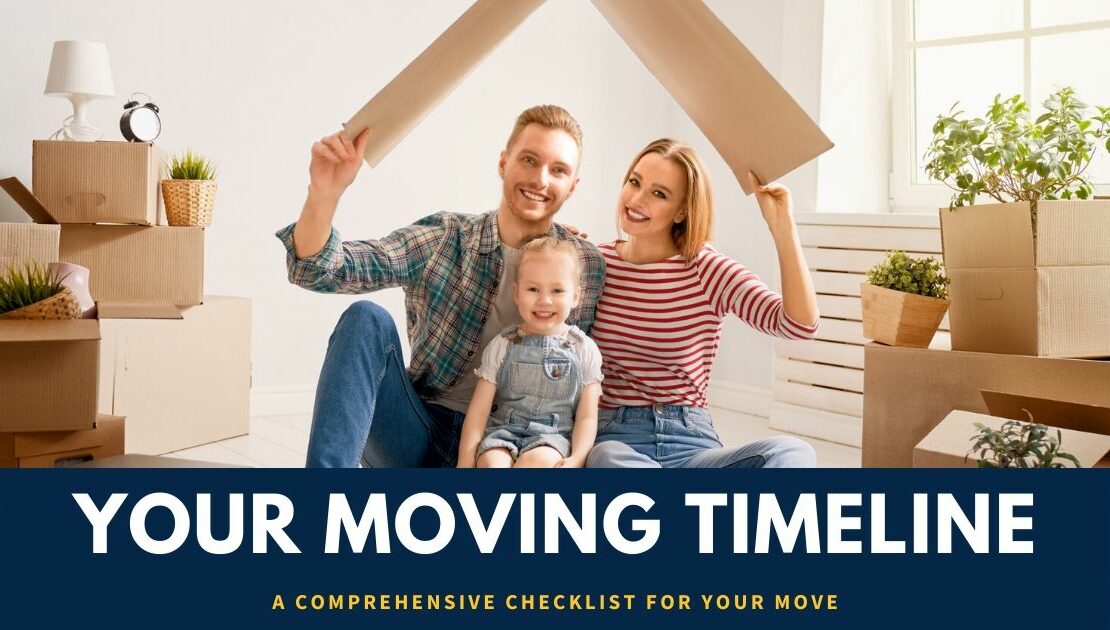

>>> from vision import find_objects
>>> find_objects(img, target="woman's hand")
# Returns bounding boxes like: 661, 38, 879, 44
747, 171, 795, 236
309, 128, 371, 200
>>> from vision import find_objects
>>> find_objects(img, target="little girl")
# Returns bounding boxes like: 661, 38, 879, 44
456, 236, 603, 468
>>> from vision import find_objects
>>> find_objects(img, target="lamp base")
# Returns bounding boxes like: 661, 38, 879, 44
48, 95, 105, 141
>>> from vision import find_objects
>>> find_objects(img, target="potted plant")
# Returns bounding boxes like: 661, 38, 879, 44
861, 250, 949, 348
967, 413, 1080, 468
0, 263, 80, 320
925, 86, 1110, 213
922, 87, 1110, 358
162, 149, 217, 227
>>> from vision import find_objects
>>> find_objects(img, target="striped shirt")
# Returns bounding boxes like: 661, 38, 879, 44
592, 241, 818, 408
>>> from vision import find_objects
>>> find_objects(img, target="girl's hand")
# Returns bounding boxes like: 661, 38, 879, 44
747, 171, 795, 236
456, 457, 475, 469
555, 456, 585, 468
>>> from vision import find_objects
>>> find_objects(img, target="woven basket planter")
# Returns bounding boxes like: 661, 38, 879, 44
0, 286, 81, 320
162, 179, 217, 227
861, 283, 949, 348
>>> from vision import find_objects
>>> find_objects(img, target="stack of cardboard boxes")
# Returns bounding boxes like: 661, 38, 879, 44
0, 140, 251, 466
862, 200, 1110, 468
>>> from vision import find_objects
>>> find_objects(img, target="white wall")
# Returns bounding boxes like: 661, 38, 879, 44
816, 0, 891, 213
0, 0, 825, 412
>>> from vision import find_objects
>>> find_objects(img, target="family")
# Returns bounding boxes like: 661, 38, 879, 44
276, 105, 821, 469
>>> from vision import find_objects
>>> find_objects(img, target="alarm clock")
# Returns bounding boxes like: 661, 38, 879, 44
120, 93, 161, 142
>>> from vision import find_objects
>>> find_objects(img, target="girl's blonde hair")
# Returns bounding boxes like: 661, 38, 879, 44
518, 236, 582, 286
620, 138, 713, 260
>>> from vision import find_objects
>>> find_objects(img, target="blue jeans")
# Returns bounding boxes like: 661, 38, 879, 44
305, 301, 464, 468
586, 405, 817, 468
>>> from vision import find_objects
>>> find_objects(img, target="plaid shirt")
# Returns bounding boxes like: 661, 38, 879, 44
276, 211, 605, 401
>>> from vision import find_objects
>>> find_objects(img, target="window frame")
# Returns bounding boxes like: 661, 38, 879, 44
889, 0, 1110, 213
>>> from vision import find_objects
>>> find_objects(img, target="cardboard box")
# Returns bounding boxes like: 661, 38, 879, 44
1, 177, 203, 306
0, 415, 124, 468
0, 178, 61, 271
940, 200, 1110, 358
862, 343, 1110, 467
98, 296, 251, 455
0, 319, 100, 433
72, 453, 250, 468
32, 140, 165, 225
346, 0, 832, 193
0, 223, 60, 272
914, 408, 1110, 468
60, 224, 204, 306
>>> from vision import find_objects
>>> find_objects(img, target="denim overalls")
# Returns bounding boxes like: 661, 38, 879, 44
477, 326, 583, 459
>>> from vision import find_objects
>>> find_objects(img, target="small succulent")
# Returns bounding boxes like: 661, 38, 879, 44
865, 250, 949, 299
168, 150, 217, 180
967, 411, 1081, 468
0, 263, 67, 315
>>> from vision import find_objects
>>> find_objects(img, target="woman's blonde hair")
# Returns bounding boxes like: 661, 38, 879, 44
620, 138, 713, 260
517, 236, 583, 286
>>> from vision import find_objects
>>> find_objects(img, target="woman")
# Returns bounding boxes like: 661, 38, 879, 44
587, 139, 820, 468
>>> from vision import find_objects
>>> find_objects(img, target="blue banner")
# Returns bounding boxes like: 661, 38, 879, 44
1, 469, 1106, 628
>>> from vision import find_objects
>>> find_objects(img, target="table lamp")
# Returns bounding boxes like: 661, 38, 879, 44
44, 40, 115, 141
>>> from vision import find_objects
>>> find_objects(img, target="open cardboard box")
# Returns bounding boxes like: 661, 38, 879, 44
0, 414, 124, 468
0, 177, 203, 306
940, 200, 1110, 358
0, 318, 100, 432
32, 140, 166, 225
0, 303, 182, 433
914, 393, 1110, 468
862, 343, 1110, 467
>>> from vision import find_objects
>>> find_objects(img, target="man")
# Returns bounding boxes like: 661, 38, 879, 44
276, 105, 605, 468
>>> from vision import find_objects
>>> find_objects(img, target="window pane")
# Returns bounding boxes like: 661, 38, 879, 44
913, 40, 1023, 184
1031, 28, 1110, 183
1031, 0, 1110, 28
914, 0, 1022, 41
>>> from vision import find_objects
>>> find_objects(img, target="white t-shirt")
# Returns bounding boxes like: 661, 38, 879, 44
474, 325, 604, 387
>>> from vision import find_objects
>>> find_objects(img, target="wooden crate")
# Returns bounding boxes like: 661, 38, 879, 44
771, 213, 947, 447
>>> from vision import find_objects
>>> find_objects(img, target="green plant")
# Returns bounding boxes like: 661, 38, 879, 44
865, 250, 949, 299
168, 150, 217, 180
924, 86, 1110, 210
967, 411, 1081, 468
0, 263, 66, 314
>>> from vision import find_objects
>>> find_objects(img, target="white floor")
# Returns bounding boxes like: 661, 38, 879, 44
164, 408, 862, 468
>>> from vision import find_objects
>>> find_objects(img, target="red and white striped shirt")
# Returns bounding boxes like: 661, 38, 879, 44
592, 241, 819, 408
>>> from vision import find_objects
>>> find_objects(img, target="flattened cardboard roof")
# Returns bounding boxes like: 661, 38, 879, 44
345, 0, 833, 195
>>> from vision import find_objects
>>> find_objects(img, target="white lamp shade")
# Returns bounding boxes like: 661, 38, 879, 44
44, 41, 114, 98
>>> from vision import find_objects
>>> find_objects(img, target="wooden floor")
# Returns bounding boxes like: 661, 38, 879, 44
164, 408, 862, 468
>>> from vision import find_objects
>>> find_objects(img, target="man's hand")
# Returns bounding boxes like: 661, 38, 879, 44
309, 128, 371, 200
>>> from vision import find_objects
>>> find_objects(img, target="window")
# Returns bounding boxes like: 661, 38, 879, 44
890, 0, 1110, 212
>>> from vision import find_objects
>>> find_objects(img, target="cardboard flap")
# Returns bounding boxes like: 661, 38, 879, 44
346, 0, 546, 166
1034, 200, 1110, 267
0, 319, 99, 343
0, 177, 58, 224
12, 415, 123, 458
919, 410, 1110, 468
981, 390, 1110, 436
939, 202, 1034, 269
592, 0, 833, 193
97, 303, 183, 319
